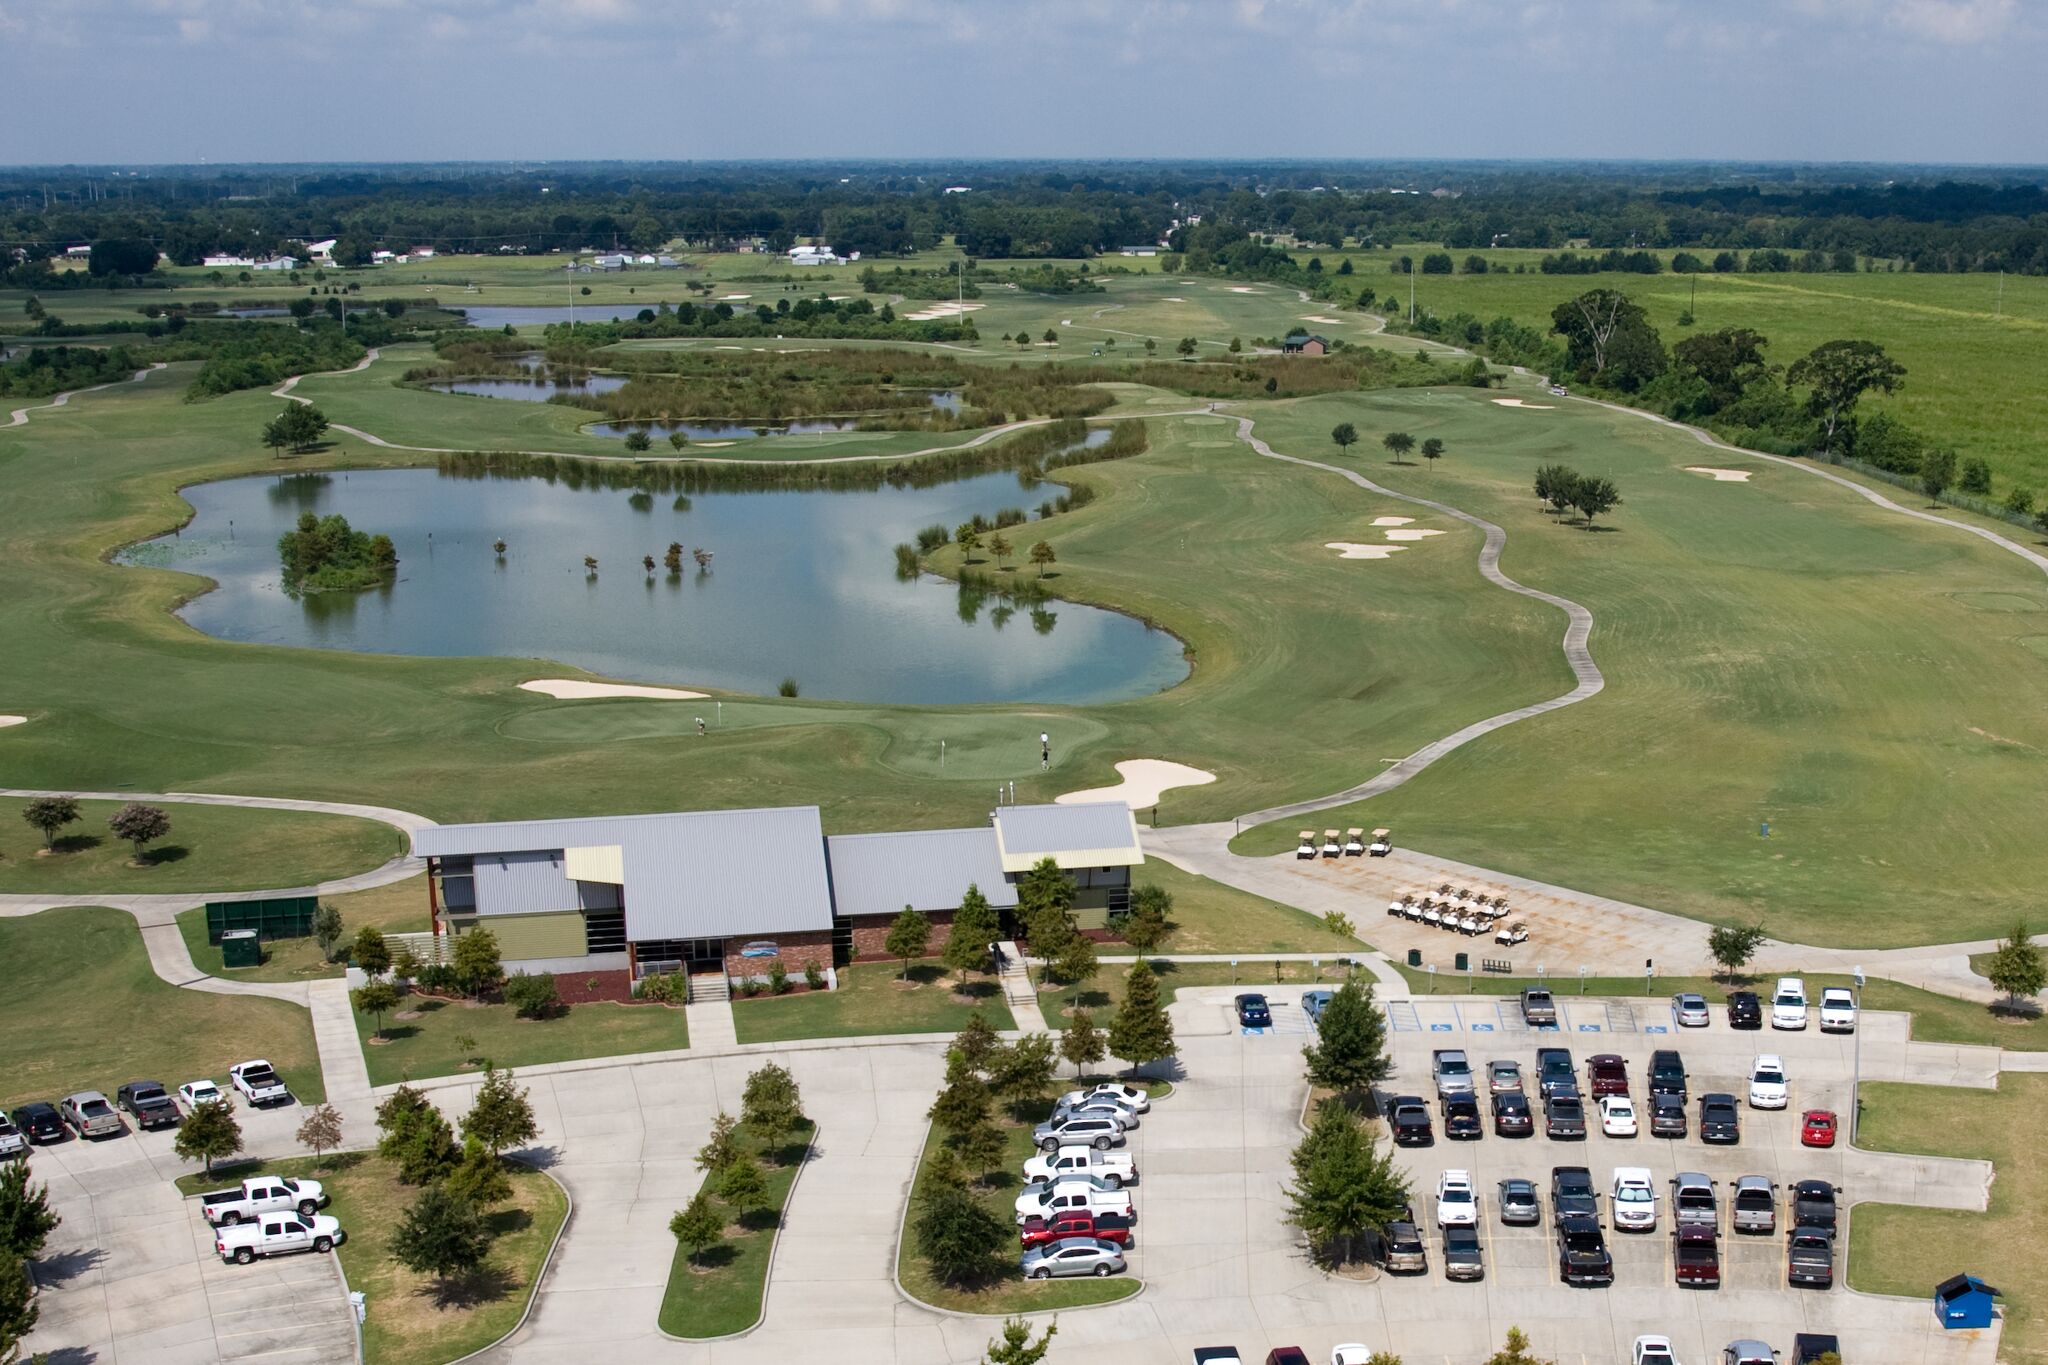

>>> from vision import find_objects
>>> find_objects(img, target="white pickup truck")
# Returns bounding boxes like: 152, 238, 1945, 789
215, 1212, 345, 1264
229, 1060, 290, 1107
1013, 1177, 1135, 1226
1023, 1144, 1138, 1189
199, 1175, 327, 1226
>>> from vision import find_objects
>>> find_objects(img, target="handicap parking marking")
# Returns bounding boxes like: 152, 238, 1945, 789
1241, 1026, 1269, 1036
1495, 1001, 1529, 1032
1470, 1022, 1495, 1032
1386, 1001, 1423, 1032
1576, 1022, 1603, 1032
1645, 1024, 1670, 1034
1429, 1023, 1455, 1032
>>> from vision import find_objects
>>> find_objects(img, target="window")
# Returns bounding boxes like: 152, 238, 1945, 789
584, 910, 626, 954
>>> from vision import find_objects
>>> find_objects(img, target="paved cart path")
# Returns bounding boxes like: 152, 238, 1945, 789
2, 360, 166, 426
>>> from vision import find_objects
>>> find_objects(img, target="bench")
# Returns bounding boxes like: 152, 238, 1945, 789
1481, 958, 1516, 974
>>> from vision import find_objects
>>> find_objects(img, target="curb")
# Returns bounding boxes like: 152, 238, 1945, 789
655, 1123, 819, 1342
442, 1156, 574, 1365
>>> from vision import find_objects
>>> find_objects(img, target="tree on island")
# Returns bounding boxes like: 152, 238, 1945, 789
278, 512, 398, 595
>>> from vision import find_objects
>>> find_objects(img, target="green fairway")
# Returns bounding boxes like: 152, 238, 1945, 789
0, 906, 324, 1110
0, 795, 402, 893
731, 962, 1013, 1044
354, 991, 687, 1085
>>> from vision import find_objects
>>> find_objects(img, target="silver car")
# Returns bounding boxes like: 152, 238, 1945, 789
0, 1113, 25, 1159
1032, 1115, 1125, 1152
1487, 1060, 1523, 1095
1021, 1236, 1126, 1279
1053, 1095, 1140, 1128
1672, 994, 1711, 1028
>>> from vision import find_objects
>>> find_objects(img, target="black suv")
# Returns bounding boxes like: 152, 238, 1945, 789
1441, 1095, 1483, 1141
1727, 991, 1763, 1029
1551, 1166, 1599, 1220
1648, 1050, 1688, 1101
1492, 1092, 1534, 1137
1792, 1179, 1840, 1233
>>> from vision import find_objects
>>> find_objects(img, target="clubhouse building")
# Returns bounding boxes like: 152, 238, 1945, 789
411, 801, 1143, 985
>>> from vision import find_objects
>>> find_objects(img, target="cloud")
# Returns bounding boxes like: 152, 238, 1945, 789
1886, 0, 2015, 43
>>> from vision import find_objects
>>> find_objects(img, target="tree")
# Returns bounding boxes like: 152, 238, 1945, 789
1485, 1328, 1556, 1365
1421, 438, 1445, 467
1788, 339, 1905, 455
670, 1190, 724, 1267
296, 1104, 344, 1161
988, 532, 1012, 568
1042, 328, 1058, 344
108, 801, 171, 860
929, 1051, 995, 1134
1382, 431, 1415, 462
262, 404, 329, 455
1672, 327, 1770, 414
463, 1063, 540, 1155
955, 522, 982, 562
174, 1098, 243, 1176
88, 238, 159, 277
1229, 336, 1243, 352
376, 1083, 459, 1184
504, 970, 560, 1019
623, 430, 652, 452
0, 1245, 37, 1365
985, 1034, 1059, 1110
19, 794, 80, 849
583, 555, 599, 575
1176, 336, 1198, 357
1707, 923, 1768, 981
717, 1153, 769, 1219
742, 1062, 806, 1156
1551, 289, 1666, 390
1121, 883, 1173, 954
951, 1113, 1009, 1180
913, 1176, 1011, 1286
313, 900, 345, 960
1108, 960, 1175, 1072
351, 978, 400, 1039
944, 883, 1001, 985
452, 927, 503, 999
391, 1184, 492, 1289
352, 925, 392, 977
1053, 931, 1097, 997
1285, 1100, 1410, 1268
445, 1135, 514, 1209
885, 906, 932, 979
1535, 463, 1579, 518
951, 1012, 1002, 1072
1062, 1009, 1107, 1077
1029, 539, 1056, 577
0, 1160, 59, 1259
1301, 981, 1392, 1098
984, 1315, 1058, 1365
1331, 422, 1359, 452
1919, 446, 1958, 503
1984, 924, 2046, 1011
696, 1111, 742, 1175
1568, 474, 1622, 529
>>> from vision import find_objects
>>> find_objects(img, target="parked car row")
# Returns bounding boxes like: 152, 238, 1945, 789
1018, 1083, 1150, 1280
196, 1175, 344, 1265
1668, 981, 1858, 1033
5, 1061, 291, 1152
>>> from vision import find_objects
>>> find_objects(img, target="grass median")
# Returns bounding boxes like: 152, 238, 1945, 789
658, 1119, 815, 1338
176, 1151, 566, 1365
355, 991, 686, 1085
732, 961, 1012, 1044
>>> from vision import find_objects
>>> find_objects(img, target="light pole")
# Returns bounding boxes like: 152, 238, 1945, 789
1851, 968, 1865, 1144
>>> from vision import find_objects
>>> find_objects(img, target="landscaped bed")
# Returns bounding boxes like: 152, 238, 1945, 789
354, 990, 686, 1085
175, 1152, 567, 1365
658, 1118, 815, 1338
731, 960, 1014, 1044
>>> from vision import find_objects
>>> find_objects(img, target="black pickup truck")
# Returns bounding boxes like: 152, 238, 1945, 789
1389, 1096, 1434, 1147
1555, 1216, 1614, 1286
116, 1080, 181, 1131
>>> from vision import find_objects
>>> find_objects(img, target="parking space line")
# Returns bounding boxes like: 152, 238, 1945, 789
1496, 1001, 1529, 1032
1605, 1002, 1639, 1033
1387, 1001, 1423, 1032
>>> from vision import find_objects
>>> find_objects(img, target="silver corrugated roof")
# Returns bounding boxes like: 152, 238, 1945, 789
416, 806, 832, 941
824, 828, 1018, 921
992, 801, 1138, 856
468, 851, 620, 915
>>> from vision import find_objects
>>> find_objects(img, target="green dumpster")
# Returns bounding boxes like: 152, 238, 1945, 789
1406, 948, 1422, 968
1454, 951, 1469, 972
220, 929, 263, 969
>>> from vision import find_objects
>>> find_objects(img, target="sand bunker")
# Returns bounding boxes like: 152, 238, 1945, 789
1326, 542, 1407, 560
902, 300, 986, 321
520, 680, 708, 701
1492, 398, 1557, 410
1371, 516, 1415, 527
0, 715, 27, 728
1382, 528, 1445, 542
718, 294, 751, 301
1685, 466, 1755, 483
1229, 286, 1261, 294
1300, 315, 1343, 325
1163, 296, 1186, 302
1057, 759, 1217, 809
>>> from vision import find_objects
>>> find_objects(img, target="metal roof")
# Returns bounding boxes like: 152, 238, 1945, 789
417, 807, 832, 941
825, 828, 1018, 921
992, 801, 1142, 872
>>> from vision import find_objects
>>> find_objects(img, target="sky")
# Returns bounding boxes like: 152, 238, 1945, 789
0, 0, 2042, 167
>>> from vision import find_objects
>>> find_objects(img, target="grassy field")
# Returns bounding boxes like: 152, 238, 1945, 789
175, 1152, 566, 1365
1226, 386, 2048, 947
1135, 859, 1360, 956
0, 906, 323, 1110
354, 991, 686, 1086
0, 796, 402, 893
175, 874, 433, 983
1850, 1077, 2046, 1365
732, 962, 1013, 1045
658, 1119, 814, 1339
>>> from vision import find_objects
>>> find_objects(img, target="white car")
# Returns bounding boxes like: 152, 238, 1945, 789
1771, 977, 1809, 1030
1332, 1346, 1376, 1365
1634, 1336, 1680, 1365
1435, 1170, 1478, 1227
1599, 1095, 1639, 1137
179, 1079, 226, 1110
1611, 1167, 1658, 1231
1819, 987, 1857, 1033
1748, 1054, 1789, 1109
1023, 1145, 1137, 1188
1061, 1083, 1149, 1114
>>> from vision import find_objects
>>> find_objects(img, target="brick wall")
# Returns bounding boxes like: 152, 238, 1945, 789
722, 928, 835, 982
846, 910, 956, 964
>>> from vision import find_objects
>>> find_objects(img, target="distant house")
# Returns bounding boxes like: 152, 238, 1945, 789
372, 250, 397, 263
1282, 333, 1331, 356
788, 244, 844, 267
593, 253, 630, 271
64, 244, 91, 258
411, 248, 436, 260
655, 254, 680, 268
1118, 245, 1159, 257
250, 256, 298, 272
944, 185, 972, 194
304, 239, 337, 264
635, 253, 657, 265
203, 253, 256, 269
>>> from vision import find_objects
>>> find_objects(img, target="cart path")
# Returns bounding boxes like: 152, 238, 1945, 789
1219, 408, 1604, 827
3, 361, 166, 426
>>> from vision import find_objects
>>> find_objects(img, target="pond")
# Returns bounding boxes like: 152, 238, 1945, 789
124, 468, 1187, 705
430, 371, 631, 401
459, 305, 651, 328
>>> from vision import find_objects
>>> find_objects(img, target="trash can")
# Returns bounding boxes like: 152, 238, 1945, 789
220, 929, 263, 969
1406, 948, 1422, 968
1454, 952, 1469, 972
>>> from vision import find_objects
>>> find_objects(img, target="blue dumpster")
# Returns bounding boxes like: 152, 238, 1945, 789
1934, 1274, 2000, 1329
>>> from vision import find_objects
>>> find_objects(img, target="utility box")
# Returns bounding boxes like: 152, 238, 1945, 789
220, 929, 263, 969
1454, 952, 1469, 972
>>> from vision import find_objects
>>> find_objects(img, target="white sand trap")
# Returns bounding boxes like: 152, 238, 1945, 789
1382, 528, 1445, 542
0, 715, 27, 728
520, 680, 708, 701
1229, 286, 1260, 294
1371, 516, 1415, 527
1685, 466, 1755, 483
1326, 542, 1407, 560
1163, 296, 1186, 302
1300, 315, 1344, 325
902, 300, 986, 321
1057, 759, 1217, 809
718, 294, 752, 300
1492, 397, 1557, 410
714, 345, 745, 350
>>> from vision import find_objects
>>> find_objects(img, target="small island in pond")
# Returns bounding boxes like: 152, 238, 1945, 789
278, 512, 398, 595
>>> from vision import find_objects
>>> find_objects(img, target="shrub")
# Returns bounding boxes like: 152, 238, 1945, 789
803, 960, 826, 990
740, 976, 764, 997
768, 960, 791, 994
637, 970, 686, 1005
504, 971, 561, 1020
413, 962, 457, 994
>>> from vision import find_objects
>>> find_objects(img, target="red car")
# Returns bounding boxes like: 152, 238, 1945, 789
1587, 1054, 1630, 1099
1020, 1209, 1133, 1249
1801, 1109, 1838, 1148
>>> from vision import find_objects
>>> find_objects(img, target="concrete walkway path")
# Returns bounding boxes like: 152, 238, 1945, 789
3, 360, 166, 426
683, 997, 739, 1048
